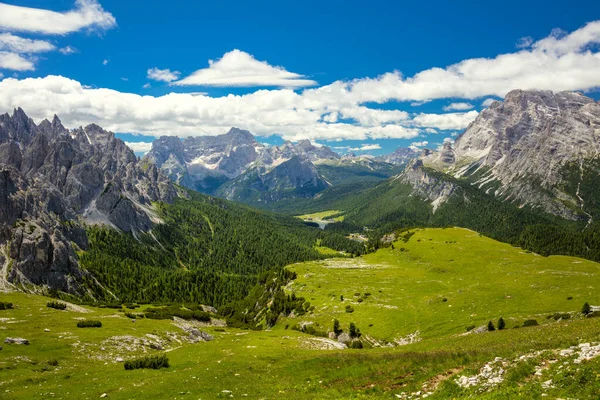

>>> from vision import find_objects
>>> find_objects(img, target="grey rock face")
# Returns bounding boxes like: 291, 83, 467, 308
0, 108, 179, 295
397, 160, 458, 212
451, 89, 600, 219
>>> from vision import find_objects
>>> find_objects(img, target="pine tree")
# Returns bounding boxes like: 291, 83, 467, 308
497, 317, 506, 330
333, 319, 342, 335
487, 321, 495, 331
582, 302, 591, 315
349, 322, 358, 338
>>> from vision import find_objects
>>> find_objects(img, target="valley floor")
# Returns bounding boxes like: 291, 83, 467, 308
1, 228, 600, 399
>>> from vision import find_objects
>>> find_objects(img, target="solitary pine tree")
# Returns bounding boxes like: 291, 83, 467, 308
333, 319, 342, 335
582, 302, 591, 315
497, 317, 506, 330
487, 321, 495, 331
349, 322, 358, 338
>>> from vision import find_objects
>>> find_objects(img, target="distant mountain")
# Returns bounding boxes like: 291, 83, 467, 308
144, 129, 402, 205
376, 147, 419, 166
0, 108, 179, 294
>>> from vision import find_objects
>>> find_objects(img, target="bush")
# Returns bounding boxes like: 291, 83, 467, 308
487, 321, 495, 331
466, 325, 476, 332
345, 305, 354, 313
144, 305, 211, 322
124, 312, 137, 319
349, 322, 361, 338
47, 359, 59, 367
0, 301, 13, 310
124, 354, 169, 370
349, 340, 364, 349
47, 301, 67, 310
523, 319, 538, 327
77, 320, 102, 328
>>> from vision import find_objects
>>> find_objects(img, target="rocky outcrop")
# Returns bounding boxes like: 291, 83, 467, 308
397, 160, 459, 212
0, 108, 179, 295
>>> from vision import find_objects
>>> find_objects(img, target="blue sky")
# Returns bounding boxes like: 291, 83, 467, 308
1, 0, 600, 156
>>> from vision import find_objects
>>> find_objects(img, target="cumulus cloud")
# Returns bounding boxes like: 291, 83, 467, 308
336, 21, 600, 103
481, 98, 497, 107
0, 75, 422, 141
412, 111, 479, 131
0, 33, 55, 53
125, 141, 153, 154
2, 21, 600, 143
0, 52, 35, 71
410, 140, 428, 149
147, 68, 181, 82
442, 102, 474, 111
174, 49, 317, 88
0, 0, 117, 35
349, 143, 382, 151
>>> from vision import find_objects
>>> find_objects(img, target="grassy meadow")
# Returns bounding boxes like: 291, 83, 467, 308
1, 228, 600, 399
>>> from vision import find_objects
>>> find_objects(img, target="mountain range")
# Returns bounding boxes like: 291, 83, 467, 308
142, 130, 406, 204
0, 89, 598, 297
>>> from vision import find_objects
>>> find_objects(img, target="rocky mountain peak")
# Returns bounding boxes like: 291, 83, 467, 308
449, 89, 600, 219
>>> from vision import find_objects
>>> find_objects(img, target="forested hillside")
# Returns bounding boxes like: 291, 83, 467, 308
78, 191, 365, 306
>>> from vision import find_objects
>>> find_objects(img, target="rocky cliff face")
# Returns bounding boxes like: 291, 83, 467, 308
0, 108, 179, 295
449, 89, 600, 219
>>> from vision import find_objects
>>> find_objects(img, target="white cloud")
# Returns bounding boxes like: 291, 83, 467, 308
174, 49, 317, 88
336, 21, 600, 103
0, 33, 55, 53
125, 141, 153, 154
59, 46, 78, 55
2, 22, 600, 143
516, 36, 533, 49
481, 98, 496, 107
147, 68, 180, 82
349, 143, 381, 151
0, 52, 35, 71
102, 59, 109, 66
410, 141, 428, 147
442, 102, 474, 111
413, 111, 479, 131
0, 0, 117, 35
142, 83, 151, 89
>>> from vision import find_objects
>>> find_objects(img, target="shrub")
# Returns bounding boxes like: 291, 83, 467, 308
523, 319, 538, 327
567, 296, 573, 300
497, 317, 506, 330
0, 302, 13, 310
47, 301, 67, 310
124, 354, 169, 370
487, 321, 495, 331
345, 305, 354, 313
47, 359, 59, 367
124, 312, 137, 319
582, 302, 591, 315
466, 325, 476, 332
77, 320, 102, 328
349, 340, 364, 349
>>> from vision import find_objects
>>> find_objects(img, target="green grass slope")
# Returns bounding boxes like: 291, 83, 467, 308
284, 228, 600, 341
1, 228, 600, 399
